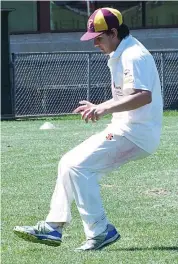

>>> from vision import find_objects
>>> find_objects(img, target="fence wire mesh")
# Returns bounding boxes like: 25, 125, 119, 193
12, 50, 178, 117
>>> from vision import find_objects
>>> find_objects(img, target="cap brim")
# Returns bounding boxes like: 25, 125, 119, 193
80, 31, 104, 41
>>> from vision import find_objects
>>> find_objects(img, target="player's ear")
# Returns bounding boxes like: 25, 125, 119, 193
110, 28, 118, 39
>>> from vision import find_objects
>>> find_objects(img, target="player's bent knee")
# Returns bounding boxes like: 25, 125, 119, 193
58, 153, 77, 175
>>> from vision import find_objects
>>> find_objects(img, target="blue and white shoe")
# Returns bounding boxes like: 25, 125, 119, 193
13, 221, 62, 247
75, 224, 120, 251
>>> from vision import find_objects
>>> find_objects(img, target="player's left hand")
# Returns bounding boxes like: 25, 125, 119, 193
81, 105, 108, 123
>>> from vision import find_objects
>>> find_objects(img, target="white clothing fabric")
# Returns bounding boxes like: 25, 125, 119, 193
46, 35, 162, 239
46, 130, 149, 238
107, 35, 163, 153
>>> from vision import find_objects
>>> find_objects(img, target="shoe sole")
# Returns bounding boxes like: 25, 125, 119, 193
13, 230, 61, 247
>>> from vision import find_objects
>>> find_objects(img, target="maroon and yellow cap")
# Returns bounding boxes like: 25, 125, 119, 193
81, 7, 123, 41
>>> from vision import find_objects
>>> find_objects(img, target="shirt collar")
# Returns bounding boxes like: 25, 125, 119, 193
109, 35, 132, 60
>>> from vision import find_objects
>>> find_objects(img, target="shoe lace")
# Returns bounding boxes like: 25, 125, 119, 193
34, 221, 49, 234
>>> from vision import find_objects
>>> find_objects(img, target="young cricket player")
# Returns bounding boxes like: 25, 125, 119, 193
14, 7, 163, 251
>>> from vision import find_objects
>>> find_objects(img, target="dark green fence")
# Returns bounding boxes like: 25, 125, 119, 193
11, 50, 178, 117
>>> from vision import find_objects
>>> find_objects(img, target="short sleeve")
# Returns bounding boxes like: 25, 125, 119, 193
122, 55, 153, 95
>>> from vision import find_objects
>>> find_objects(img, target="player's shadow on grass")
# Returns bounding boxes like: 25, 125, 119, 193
110, 246, 178, 252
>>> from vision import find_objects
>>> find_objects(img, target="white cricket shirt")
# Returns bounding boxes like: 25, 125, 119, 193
107, 35, 163, 154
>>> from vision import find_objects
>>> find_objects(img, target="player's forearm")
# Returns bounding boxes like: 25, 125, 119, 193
98, 98, 114, 107
105, 92, 152, 114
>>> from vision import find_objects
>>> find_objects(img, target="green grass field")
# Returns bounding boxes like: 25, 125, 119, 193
1, 112, 178, 264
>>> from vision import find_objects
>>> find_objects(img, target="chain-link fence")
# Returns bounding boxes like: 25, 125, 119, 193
12, 50, 178, 117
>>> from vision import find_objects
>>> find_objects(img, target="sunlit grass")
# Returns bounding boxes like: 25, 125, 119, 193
1, 112, 178, 264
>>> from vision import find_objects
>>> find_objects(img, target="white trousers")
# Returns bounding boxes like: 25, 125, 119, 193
46, 128, 149, 238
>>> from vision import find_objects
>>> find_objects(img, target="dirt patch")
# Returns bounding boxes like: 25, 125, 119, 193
144, 188, 171, 196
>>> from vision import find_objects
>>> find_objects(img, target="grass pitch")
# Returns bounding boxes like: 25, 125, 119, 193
1, 111, 178, 264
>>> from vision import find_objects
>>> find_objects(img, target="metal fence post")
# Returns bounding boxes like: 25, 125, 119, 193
11, 53, 16, 117
161, 52, 165, 108
87, 53, 91, 101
